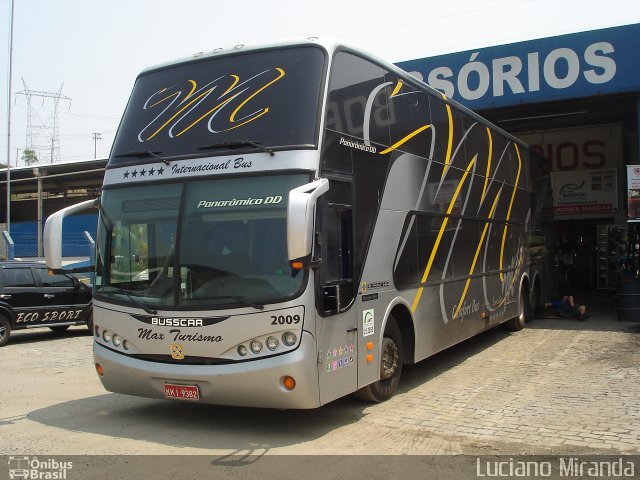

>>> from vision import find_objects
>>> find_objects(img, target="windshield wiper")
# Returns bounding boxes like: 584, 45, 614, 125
197, 140, 274, 157
114, 150, 171, 165
208, 295, 265, 310
101, 287, 158, 314
126, 294, 158, 315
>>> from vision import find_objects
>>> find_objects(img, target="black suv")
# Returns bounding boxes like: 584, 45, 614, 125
0, 261, 92, 347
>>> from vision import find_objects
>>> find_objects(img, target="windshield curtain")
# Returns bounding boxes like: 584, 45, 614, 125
95, 174, 309, 309
109, 46, 325, 165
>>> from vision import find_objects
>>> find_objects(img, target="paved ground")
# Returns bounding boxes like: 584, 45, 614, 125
370, 308, 640, 454
1, 290, 639, 457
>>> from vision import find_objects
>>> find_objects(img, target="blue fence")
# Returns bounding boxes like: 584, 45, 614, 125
3, 214, 97, 259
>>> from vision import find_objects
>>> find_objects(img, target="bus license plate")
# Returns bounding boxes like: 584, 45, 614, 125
164, 383, 200, 401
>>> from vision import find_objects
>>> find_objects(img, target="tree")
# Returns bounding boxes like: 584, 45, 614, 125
21, 148, 39, 166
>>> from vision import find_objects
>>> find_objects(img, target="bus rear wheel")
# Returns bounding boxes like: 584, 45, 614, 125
529, 280, 541, 320
354, 317, 403, 403
505, 289, 528, 331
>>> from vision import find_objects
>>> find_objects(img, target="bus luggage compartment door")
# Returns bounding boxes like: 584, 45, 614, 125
317, 307, 358, 405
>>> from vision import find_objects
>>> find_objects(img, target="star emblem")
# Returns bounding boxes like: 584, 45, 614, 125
131, 169, 138, 177
148, 167, 155, 176
140, 168, 146, 176
157, 166, 165, 175
123, 171, 130, 178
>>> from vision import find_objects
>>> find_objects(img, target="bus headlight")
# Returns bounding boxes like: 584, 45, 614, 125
250, 340, 263, 354
282, 332, 297, 346
266, 336, 279, 351
100, 329, 130, 350
230, 331, 299, 359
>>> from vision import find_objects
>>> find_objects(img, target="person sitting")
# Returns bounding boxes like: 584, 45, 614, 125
544, 295, 589, 320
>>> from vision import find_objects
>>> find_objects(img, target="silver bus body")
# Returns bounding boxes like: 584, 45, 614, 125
45, 38, 543, 408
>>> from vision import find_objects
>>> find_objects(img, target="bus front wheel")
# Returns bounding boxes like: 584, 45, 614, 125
354, 317, 403, 403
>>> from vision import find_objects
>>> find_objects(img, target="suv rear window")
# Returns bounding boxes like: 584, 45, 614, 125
3, 268, 35, 287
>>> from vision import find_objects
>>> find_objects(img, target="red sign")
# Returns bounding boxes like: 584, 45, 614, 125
164, 383, 200, 401
553, 204, 614, 214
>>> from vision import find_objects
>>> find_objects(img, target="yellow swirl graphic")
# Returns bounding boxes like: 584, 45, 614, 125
499, 144, 522, 282
379, 125, 431, 155
453, 188, 502, 318
441, 93, 453, 176
481, 127, 492, 201
411, 154, 477, 312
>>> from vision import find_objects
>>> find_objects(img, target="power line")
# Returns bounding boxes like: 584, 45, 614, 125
63, 111, 121, 121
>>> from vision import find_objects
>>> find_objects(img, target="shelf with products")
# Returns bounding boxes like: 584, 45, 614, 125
597, 225, 630, 290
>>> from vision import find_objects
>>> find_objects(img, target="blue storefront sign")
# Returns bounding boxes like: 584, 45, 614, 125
396, 23, 640, 110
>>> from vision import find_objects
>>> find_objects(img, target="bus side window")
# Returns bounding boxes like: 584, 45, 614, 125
325, 204, 353, 282
319, 181, 355, 314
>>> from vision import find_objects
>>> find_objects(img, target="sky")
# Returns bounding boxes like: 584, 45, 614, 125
1, 0, 639, 167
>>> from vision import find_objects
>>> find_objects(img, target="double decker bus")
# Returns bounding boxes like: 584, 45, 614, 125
45, 38, 542, 408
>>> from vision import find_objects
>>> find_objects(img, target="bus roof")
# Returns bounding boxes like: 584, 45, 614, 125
137, 37, 527, 149
139, 37, 341, 75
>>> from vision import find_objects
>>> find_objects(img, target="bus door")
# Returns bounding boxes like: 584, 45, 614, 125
317, 180, 358, 404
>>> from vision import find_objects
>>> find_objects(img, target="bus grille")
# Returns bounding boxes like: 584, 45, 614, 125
130, 354, 238, 365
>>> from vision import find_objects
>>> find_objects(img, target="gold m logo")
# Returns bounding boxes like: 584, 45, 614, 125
171, 343, 185, 360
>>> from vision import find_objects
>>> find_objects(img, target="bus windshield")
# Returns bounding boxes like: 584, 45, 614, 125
109, 46, 325, 165
95, 174, 309, 309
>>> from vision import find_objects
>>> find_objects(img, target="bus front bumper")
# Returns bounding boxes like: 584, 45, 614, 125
93, 331, 321, 409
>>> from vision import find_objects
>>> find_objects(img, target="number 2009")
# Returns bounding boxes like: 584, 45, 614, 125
271, 314, 301, 325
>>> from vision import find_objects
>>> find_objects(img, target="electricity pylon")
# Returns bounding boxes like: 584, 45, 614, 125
16, 79, 72, 164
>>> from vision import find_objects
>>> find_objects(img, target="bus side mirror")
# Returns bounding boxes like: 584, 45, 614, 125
287, 178, 329, 261
44, 198, 98, 272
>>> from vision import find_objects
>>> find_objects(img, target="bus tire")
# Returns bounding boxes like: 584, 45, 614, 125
49, 325, 71, 333
0, 315, 11, 347
505, 289, 528, 331
354, 317, 403, 403
529, 280, 541, 320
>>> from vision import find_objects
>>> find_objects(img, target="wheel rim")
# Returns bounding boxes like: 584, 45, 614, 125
0, 325, 6, 339
380, 337, 399, 380
519, 292, 527, 323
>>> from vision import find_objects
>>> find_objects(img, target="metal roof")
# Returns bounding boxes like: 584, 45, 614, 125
0, 158, 106, 195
